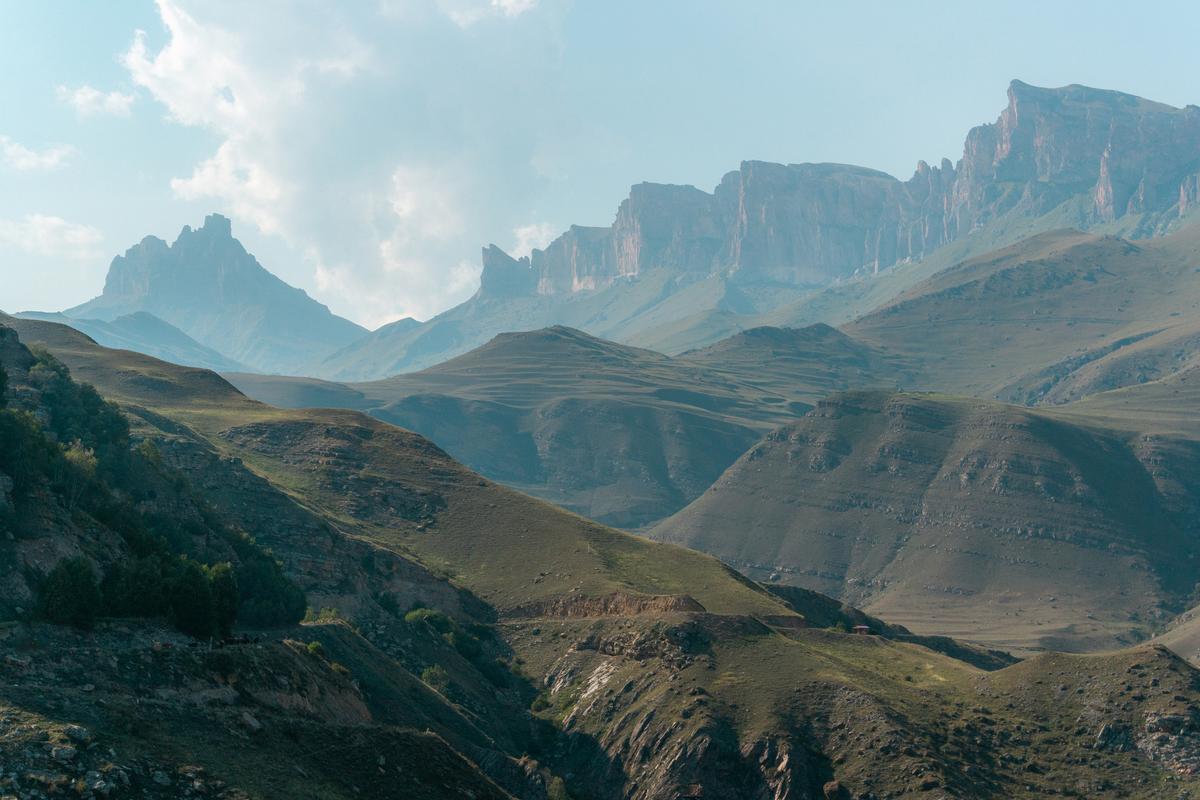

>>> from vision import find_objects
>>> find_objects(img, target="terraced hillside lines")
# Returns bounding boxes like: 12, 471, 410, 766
680, 322, 915, 401
231, 324, 907, 529
846, 224, 1200, 403
651, 390, 1200, 653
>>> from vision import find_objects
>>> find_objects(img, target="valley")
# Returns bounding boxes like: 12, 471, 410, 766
8, 65, 1200, 799
7, 316, 1200, 798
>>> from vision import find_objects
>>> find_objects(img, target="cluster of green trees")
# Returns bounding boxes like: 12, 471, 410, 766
1, 350, 306, 638
39, 555, 240, 638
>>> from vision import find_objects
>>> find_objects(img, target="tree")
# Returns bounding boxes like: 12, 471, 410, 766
38, 557, 101, 630
0, 364, 8, 408
208, 563, 239, 638
170, 560, 215, 639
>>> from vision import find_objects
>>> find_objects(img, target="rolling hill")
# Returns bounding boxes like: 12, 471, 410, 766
12, 315, 1200, 797
230, 323, 911, 528
846, 223, 1200, 404
650, 390, 1200, 653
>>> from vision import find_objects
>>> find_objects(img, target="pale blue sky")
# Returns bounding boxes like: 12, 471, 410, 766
3, 0, 1199, 326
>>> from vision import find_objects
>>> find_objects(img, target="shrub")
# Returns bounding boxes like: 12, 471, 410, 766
443, 629, 482, 661
38, 557, 101, 630
307, 640, 325, 657
60, 440, 97, 511
420, 664, 450, 693
404, 607, 453, 633
101, 555, 169, 618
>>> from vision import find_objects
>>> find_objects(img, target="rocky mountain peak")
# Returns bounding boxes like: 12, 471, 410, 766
200, 212, 233, 237
477, 243, 534, 298
66, 214, 367, 374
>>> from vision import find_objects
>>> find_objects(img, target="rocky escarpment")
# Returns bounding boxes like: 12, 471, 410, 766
0, 622, 516, 800
479, 81, 1200, 299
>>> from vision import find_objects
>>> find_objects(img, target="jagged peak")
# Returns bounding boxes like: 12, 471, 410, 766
201, 212, 233, 237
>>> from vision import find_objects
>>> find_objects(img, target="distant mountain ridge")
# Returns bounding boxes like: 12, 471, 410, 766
67, 213, 367, 374
14, 310, 247, 372
319, 80, 1200, 378
484, 81, 1200, 297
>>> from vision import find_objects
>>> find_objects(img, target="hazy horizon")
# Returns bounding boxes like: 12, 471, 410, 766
5, 0, 1200, 328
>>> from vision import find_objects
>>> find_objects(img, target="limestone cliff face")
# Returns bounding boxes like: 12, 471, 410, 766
479, 81, 1200, 298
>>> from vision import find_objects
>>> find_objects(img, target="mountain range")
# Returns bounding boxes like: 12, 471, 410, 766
11, 77, 1200, 797
27, 80, 1200, 381
316, 79, 1200, 378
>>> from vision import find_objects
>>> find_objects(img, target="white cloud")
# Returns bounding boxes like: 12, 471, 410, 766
56, 85, 136, 117
0, 136, 75, 171
0, 215, 104, 260
120, 0, 566, 326
388, 164, 465, 245
121, 1, 369, 239
170, 139, 286, 234
511, 221, 555, 257
438, 0, 538, 27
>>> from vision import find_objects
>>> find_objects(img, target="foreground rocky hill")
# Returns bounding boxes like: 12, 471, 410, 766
10, 315, 1200, 797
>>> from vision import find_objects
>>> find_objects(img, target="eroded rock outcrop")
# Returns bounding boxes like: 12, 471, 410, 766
479, 81, 1200, 299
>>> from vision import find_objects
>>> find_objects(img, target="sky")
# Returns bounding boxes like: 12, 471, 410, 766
3, 1, 1200, 328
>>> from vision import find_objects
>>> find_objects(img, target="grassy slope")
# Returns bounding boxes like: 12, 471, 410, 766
846, 223, 1200, 403
230, 324, 906, 530
16, 316, 1200, 797
5, 315, 786, 620
650, 390, 1200, 653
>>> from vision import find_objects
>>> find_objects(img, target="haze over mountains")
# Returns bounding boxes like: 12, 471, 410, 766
229, 323, 910, 528
61, 213, 366, 374
13, 77, 1200, 796
24, 80, 1200, 382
